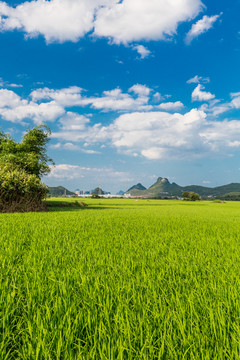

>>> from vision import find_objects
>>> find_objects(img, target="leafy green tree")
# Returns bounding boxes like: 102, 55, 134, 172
182, 191, 200, 201
0, 125, 53, 177
0, 125, 53, 212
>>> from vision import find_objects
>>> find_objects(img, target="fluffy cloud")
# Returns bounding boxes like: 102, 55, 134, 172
58, 112, 90, 130
157, 101, 184, 111
132, 45, 151, 59
94, 0, 203, 44
192, 84, 215, 102
31, 85, 153, 111
185, 14, 221, 44
30, 86, 83, 107
0, 88, 64, 123
201, 120, 240, 150
85, 88, 152, 111
30, 84, 182, 113
53, 109, 211, 159
48, 164, 129, 181
0, 0, 109, 43
0, 89, 23, 108
3, 82, 240, 161
0, 0, 203, 44
53, 104, 240, 160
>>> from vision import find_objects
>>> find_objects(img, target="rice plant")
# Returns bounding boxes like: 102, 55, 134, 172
0, 199, 240, 359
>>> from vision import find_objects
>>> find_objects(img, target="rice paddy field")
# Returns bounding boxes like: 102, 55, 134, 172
1, 199, 240, 359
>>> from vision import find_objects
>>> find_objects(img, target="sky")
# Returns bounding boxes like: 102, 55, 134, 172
0, 0, 240, 193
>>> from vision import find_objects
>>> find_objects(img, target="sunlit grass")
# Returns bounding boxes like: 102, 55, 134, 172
0, 199, 240, 359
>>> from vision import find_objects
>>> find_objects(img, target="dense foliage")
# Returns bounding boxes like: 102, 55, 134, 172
182, 191, 200, 201
0, 125, 52, 212
1, 199, 240, 358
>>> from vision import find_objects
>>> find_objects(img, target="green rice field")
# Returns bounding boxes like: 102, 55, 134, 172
1, 199, 240, 359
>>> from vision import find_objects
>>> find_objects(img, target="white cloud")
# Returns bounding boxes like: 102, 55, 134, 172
31, 84, 154, 112
53, 109, 209, 159
50, 142, 81, 151
81, 87, 153, 111
192, 84, 215, 102
132, 45, 151, 59
48, 164, 129, 181
50, 142, 100, 153
53, 105, 240, 160
129, 84, 151, 96
230, 93, 240, 109
94, 0, 203, 44
3, 82, 240, 162
199, 100, 231, 116
58, 112, 90, 130
0, 88, 64, 123
0, 77, 23, 88
185, 14, 221, 44
30, 86, 83, 107
0, 0, 203, 44
201, 120, 240, 150
187, 75, 210, 84
0, 101, 64, 124
0, 89, 23, 108
0, 0, 110, 43
157, 101, 184, 111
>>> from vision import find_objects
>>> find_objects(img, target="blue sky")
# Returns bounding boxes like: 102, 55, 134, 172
0, 0, 240, 193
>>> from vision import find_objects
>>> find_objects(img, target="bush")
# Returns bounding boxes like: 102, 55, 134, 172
0, 163, 48, 212
182, 191, 200, 201
0, 125, 52, 212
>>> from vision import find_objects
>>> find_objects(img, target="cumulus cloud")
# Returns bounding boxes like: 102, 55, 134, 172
30, 86, 83, 107
94, 0, 203, 44
3, 82, 240, 161
201, 120, 240, 150
132, 45, 151, 59
31, 84, 154, 111
185, 13, 221, 44
0, 88, 64, 123
157, 101, 184, 111
53, 103, 240, 160
58, 112, 90, 130
0, 0, 109, 43
48, 164, 129, 181
192, 84, 215, 102
53, 109, 211, 159
30, 84, 182, 113
0, 0, 203, 44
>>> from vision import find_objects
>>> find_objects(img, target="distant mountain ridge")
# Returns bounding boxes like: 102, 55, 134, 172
48, 186, 75, 196
126, 177, 240, 198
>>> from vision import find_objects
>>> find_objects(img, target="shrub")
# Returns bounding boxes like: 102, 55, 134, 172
182, 191, 200, 201
0, 125, 52, 212
0, 163, 48, 212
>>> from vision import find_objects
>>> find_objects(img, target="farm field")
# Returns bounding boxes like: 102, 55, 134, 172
1, 199, 240, 359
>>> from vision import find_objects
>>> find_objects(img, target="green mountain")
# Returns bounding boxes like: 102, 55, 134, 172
48, 186, 75, 196
127, 183, 146, 192
92, 187, 104, 195
126, 177, 240, 198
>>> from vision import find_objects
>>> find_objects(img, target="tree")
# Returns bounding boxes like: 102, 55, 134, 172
182, 191, 200, 201
0, 125, 53, 212
0, 125, 53, 178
